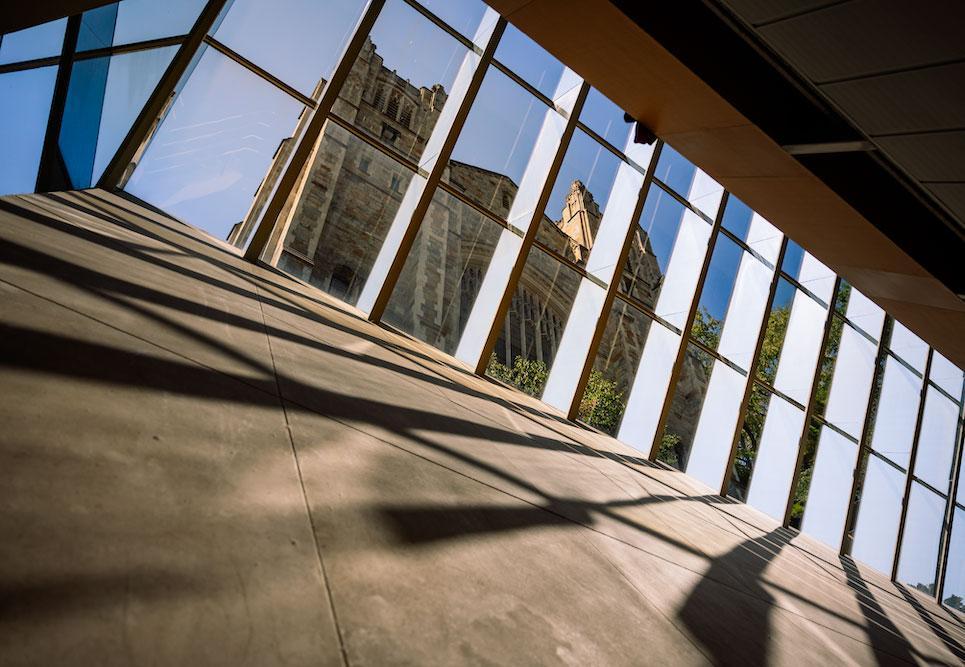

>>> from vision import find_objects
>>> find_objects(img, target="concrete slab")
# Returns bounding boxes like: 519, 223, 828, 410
1, 190, 963, 665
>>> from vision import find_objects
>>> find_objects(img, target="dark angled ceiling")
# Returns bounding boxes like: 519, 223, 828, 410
716, 0, 965, 290
606, 0, 965, 299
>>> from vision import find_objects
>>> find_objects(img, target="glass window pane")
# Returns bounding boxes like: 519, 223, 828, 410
686, 359, 749, 490
577, 299, 653, 435
494, 24, 580, 109
580, 87, 632, 154
60, 46, 178, 189
800, 425, 860, 551
417, 0, 498, 46
692, 233, 742, 349
382, 189, 502, 354
276, 123, 418, 304
929, 352, 964, 400
0, 18, 66, 65
337, 0, 473, 163
771, 287, 827, 404
942, 508, 965, 614
486, 246, 581, 397
729, 385, 774, 502
869, 356, 922, 469
0, 66, 57, 195
889, 320, 928, 373
913, 387, 960, 491
756, 280, 794, 386
78, 0, 205, 51
796, 251, 835, 304
715, 251, 774, 371
841, 283, 885, 339
535, 129, 622, 268
653, 144, 722, 220
781, 240, 804, 279
92, 47, 178, 185
59, 56, 111, 188
823, 323, 879, 439
745, 393, 806, 521
788, 420, 820, 529
125, 48, 304, 241
897, 482, 945, 595
720, 195, 782, 264
213, 0, 367, 97
621, 187, 711, 326
617, 324, 683, 455
114, 0, 205, 45
658, 344, 715, 471
77, 4, 119, 51
693, 236, 774, 370
447, 67, 565, 226
851, 455, 905, 574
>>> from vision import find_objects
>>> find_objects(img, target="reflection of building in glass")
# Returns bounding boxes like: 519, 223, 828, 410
242, 37, 667, 378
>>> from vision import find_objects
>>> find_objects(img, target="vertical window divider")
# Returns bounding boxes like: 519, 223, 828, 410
780, 276, 842, 526
645, 192, 729, 460
934, 379, 965, 605
891, 347, 934, 583
363, 17, 507, 324
563, 141, 663, 421
838, 317, 894, 557
717, 236, 789, 496
34, 13, 80, 192
96, 0, 230, 191
464, 82, 590, 375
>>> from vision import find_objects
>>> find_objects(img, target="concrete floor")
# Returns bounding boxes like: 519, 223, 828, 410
0, 189, 963, 666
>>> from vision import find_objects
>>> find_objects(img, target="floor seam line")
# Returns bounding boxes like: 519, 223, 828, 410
255, 285, 351, 667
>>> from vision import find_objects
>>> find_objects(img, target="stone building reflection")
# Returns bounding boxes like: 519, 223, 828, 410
237, 38, 673, 413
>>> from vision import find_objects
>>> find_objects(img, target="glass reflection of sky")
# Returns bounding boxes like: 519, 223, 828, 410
781, 240, 805, 280
697, 233, 743, 324
770, 278, 795, 316
0, 18, 66, 65
418, 0, 491, 44
637, 188, 685, 275
722, 195, 753, 241
126, 48, 303, 240
494, 24, 568, 102
546, 128, 620, 221
368, 0, 466, 92
77, 0, 205, 51
654, 145, 696, 200
0, 66, 58, 195
449, 67, 549, 187
580, 87, 633, 152
213, 0, 366, 96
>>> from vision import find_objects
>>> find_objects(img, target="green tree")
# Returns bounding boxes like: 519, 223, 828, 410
691, 306, 722, 350
486, 354, 549, 397
729, 304, 791, 499
944, 594, 965, 612
578, 370, 625, 434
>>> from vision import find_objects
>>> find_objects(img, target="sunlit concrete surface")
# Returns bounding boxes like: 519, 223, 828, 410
1, 190, 963, 665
